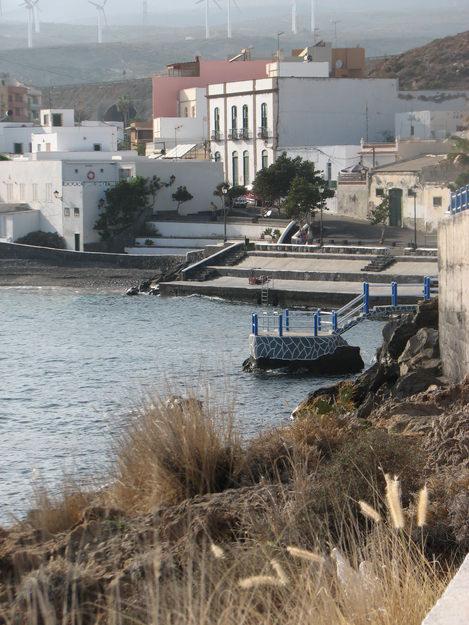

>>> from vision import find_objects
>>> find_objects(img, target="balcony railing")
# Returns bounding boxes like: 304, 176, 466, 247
257, 126, 270, 140
211, 131, 223, 141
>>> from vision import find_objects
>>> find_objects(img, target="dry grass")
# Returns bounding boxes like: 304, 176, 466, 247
106, 394, 244, 514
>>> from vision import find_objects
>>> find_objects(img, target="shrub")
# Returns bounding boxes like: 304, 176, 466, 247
144, 239, 155, 246
16, 231, 67, 249
107, 394, 244, 513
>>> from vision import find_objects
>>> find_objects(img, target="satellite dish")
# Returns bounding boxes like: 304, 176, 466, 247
335, 59, 344, 69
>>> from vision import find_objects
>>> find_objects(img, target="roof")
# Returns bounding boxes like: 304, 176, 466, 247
159, 144, 198, 159
372, 154, 448, 173
0, 203, 33, 214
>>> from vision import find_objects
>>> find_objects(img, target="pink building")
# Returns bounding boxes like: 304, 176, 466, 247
153, 57, 271, 118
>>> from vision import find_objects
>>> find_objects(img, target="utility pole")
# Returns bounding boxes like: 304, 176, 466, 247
276, 31, 284, 61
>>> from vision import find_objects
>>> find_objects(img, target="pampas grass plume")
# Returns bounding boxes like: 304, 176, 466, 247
287, 546, 325, 564
238, 576, 284, 589
385, 474, 405, 529
358, 500, 382, 524
417, 485, 429, 528
210, 543, 225, 560
270, 559, 288, 586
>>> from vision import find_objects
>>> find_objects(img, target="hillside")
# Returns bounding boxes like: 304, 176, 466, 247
369, 30, 469, 90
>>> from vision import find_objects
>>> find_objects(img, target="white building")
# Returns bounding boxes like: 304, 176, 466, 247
0, 151, 224, 250
208, 61, 401, 189
395, 110, 469, 140
0, 108, 122, 156
153, 88, 208, 154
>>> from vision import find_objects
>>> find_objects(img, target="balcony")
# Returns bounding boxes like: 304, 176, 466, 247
228, 129, 251, 141
257, 126, 270, 140
211, 131, 223, 141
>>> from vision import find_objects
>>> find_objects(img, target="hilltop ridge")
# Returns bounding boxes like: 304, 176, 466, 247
369, 30, 469, 90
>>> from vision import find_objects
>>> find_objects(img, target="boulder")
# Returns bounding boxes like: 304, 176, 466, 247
398, 328, 440, 365
381, 319, 417, 361
414, 299, 439, 330
400, 356, 442, 377
393, 370, 442, 399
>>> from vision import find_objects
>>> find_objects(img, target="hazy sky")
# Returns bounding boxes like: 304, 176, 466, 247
1, 0, 464, 23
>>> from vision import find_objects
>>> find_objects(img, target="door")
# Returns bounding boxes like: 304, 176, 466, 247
74, 233, 80, 251
389, 188, 403, 227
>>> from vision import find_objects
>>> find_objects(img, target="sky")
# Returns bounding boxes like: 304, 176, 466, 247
0, 0, 465, 24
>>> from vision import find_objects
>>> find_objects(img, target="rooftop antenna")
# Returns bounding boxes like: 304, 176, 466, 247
310, 0, 315, 39
331, 19, 341, 46
291, 0, 297, 35
195, 0, 222, 40
19, 0, 34, 49
89, 0, 108, 45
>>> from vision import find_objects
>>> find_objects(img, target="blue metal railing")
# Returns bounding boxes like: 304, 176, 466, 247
251, 277, 437, 337
450, 185, 469, 215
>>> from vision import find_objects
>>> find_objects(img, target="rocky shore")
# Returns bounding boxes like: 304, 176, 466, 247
0, 298, 467, 624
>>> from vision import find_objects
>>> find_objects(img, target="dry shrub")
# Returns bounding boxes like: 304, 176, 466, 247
27, 478, 95, 535
108, 395, 244, 514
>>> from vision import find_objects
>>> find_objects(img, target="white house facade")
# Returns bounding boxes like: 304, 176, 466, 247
0, 152, 224, 250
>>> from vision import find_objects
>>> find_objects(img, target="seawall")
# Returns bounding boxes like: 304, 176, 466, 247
438, 211, 469, 383
0, 241, 191, 271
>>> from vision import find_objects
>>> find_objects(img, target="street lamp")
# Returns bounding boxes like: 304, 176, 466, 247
222, 185, 228, 243
408, 187, 418, 250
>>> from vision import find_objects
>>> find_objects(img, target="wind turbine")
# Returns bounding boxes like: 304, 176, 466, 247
195, 0, 222, 40
291, 0, 297, 35
226, 0, 239, 39
19, 0, 34, 49
32, 0, 40, 34
89, 0, 108, 45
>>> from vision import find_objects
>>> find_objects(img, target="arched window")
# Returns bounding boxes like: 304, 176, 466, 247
214, 151, 221, 162
231, 105, 238, 131
261, 149, 269, 169
243, 151, 250, 186
214, 107, 220, 135
232, 151, 239, 186
260, 103, 268, 130
242, 104, 249, 130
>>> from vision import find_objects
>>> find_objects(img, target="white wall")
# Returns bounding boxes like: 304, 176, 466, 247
278, 78, 400, 146
32, 126, 118, 154
134, 159, 224, 216
395, 110, 467, 140
154, 116, 206, 145
148, 220, 274, 240
266, 61, 330, 78
0, 125, 39, 154
0, 209, 40, 240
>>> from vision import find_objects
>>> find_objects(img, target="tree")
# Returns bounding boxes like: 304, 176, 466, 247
283, 173, 334, 221
253, 152, 300, 206
172, 186, 194, 213
116, 95, 134, 129
368, 194, 391, 244
448, 136, 469, 189
94, 175, 173, 242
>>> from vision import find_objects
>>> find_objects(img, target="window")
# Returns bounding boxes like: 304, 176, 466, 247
45, 143, 51, 152
52, 113, 63, 127
13, 143, 23, 155
191, 106, 196, 118
184, 107, 188, 117
242, 104, 249, 131
120, 168, 132, 180
43, 114, 50, 125
64, 207, 70, 217
6, 183, 13, 201
32, 183, 38, 201
19, 183, 25, 201
45, 183, 52, 202
261, 149, 269, 169
243, 151, 250, 186
93, 143, 102, 151
232, 151, 239, 186
214, 107, 220, 135
433, 196, 443, 207
15, 94, 22, 102
74, 208, 80, 217
214, 151, 221, 162
231, 105, 238, 131
37, 144, 42, 152
260, 103, 268, 130
376, 188, 385, 197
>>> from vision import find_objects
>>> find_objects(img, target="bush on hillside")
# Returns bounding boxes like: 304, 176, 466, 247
16, 231, 67, 249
